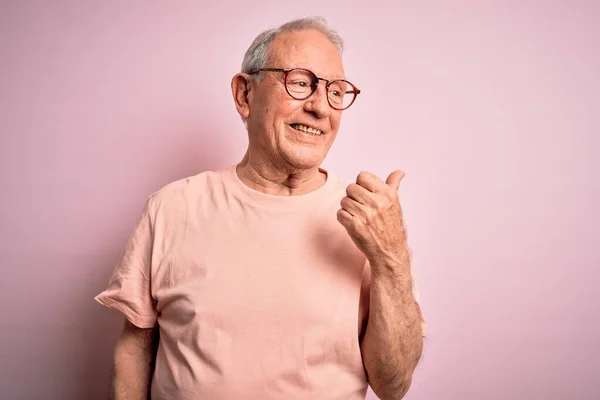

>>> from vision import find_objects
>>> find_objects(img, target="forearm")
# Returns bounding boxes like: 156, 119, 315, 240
112, 321, 158, 400
361, 256, 424, 400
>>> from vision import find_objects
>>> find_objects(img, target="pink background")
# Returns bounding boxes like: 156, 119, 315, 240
1, 1, 599, 399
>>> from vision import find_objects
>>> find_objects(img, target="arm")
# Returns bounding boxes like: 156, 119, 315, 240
338, 170, 425, 399
111, 318, 159, 400
360, 252, 424, 399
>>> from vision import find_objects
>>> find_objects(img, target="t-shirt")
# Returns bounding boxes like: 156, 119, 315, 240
95, 164, 424, 400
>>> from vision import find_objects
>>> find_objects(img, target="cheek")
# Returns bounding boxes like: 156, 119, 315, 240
328, 115, 342, 134
281, 97, 304, 114
265, 98, 295, 122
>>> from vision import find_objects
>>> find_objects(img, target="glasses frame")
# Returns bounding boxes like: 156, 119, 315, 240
248, 67, 361, 111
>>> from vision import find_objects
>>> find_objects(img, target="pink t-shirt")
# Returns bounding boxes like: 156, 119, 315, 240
95, 165, 422, 399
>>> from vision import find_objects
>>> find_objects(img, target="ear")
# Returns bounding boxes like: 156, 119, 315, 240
231, 73, 253, 120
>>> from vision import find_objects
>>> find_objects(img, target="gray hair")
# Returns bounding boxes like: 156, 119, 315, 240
241, 16, 344, 81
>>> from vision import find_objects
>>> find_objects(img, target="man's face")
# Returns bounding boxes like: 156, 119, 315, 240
245, 30, 346, 172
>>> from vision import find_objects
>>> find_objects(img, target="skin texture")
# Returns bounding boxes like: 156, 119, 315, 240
111, 319, 158, 400
231, 29, 344, 195
338, 170, 424, 399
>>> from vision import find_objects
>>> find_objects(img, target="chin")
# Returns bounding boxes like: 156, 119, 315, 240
282, 150, 327, 171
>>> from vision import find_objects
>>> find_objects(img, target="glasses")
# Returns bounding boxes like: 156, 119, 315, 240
248, 68, 361, 110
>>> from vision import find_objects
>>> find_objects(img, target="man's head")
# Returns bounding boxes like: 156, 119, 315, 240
232, 17, 358, 174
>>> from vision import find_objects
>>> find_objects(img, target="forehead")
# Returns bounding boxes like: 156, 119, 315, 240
268, 30, 345, 80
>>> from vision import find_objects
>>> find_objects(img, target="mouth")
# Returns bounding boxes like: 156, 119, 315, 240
289, 123, 323, 136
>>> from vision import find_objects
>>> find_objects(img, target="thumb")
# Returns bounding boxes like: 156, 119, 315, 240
385, 170, 405, 190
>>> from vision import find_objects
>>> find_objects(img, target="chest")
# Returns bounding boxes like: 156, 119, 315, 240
151, 208, 366, 333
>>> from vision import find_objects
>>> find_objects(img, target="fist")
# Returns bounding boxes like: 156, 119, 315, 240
337, 170, 407, 263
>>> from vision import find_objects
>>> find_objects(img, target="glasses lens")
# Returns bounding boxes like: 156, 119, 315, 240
285, 69, 316, 99
328, 80, 356, 110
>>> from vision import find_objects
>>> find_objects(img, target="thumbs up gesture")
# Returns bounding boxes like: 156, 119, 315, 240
337, 170, 408, 267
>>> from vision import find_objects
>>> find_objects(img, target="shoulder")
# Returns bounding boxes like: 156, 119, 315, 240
324, 169, 350, 198
144, 169, 225, 217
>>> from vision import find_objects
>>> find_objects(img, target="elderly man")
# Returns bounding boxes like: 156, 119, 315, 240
95, 16, 425, 400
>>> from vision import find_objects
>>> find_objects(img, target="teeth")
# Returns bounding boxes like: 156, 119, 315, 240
292, 124, 322, 135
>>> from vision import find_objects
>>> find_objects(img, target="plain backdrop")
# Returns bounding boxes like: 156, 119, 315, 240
1, 1, 599, 399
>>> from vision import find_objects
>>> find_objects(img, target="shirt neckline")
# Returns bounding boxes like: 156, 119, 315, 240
223, 164, 338, 209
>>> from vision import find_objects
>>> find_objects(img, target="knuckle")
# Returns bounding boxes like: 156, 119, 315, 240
383, 192, 395, 204
365, 208, 376, 221
357, 171, 370, 182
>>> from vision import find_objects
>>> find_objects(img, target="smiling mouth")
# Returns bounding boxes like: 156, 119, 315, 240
290, 123, 323, 136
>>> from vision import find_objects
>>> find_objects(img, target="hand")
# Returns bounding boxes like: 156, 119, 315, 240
337, 170, 408, 267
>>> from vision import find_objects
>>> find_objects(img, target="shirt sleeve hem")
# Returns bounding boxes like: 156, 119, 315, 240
94, 295, 157, 329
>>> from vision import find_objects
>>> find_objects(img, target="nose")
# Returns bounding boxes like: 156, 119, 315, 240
303, 81, 331, 118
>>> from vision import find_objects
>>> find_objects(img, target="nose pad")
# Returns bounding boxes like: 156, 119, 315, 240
310, 81, 319, 94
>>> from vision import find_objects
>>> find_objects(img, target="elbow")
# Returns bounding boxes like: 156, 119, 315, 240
370, 372, 414, 400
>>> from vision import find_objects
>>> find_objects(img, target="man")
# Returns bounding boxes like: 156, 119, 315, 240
95, 16, 426, 400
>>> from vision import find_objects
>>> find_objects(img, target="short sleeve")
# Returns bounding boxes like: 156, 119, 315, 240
360, 260, 428, 337
94, 198, 158, 328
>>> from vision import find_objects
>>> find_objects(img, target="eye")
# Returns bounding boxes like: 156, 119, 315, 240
329, 81, 347, 98
289, 79, 310, 87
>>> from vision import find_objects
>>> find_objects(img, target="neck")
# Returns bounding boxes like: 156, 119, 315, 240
236, 153, 326, 196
